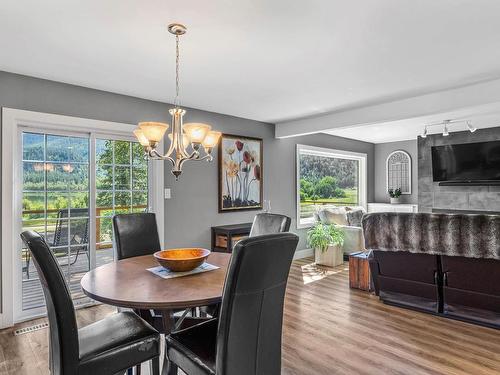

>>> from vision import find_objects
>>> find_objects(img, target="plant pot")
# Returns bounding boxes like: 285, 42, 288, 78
390, 197, 401, 204
315, 244, 343, 267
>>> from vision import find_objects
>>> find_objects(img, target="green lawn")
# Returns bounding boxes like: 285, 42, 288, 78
301, 188, 358, 205
300, 188, 358, 219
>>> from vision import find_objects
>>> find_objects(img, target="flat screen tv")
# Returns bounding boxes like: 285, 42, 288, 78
431, 140, 500, 183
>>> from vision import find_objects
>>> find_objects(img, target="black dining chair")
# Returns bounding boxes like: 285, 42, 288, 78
20, 230, 161, 375
164, 232, 299, 375
113, 212, 161, 260
113, 213, 213, 332
249, 213, 291, 237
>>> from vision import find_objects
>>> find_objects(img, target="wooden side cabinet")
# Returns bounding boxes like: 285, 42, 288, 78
349, 252, 372, 292
211, 223, 253, 253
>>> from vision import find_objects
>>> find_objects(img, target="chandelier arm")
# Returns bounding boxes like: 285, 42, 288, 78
192, 154, 214, 162
148, 148, 176, 165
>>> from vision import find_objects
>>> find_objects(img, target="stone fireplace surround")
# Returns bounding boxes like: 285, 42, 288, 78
418, 127, 500, 213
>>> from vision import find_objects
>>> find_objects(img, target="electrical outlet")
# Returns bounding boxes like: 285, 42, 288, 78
164, 188, 171, 199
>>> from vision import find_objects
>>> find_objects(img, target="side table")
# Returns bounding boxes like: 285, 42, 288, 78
349, 251, 372, 292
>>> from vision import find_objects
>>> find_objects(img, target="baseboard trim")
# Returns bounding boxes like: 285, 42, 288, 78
294, 248, 314, 260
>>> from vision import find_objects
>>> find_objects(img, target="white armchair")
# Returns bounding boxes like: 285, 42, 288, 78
316, 207, 365, 255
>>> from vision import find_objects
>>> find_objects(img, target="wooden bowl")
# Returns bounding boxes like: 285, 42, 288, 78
153, 248, 211, 272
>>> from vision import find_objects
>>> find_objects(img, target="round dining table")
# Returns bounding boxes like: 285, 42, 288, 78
81, 252, 231, 334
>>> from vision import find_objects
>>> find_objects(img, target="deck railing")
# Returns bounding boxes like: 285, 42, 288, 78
22, 205, 147, 249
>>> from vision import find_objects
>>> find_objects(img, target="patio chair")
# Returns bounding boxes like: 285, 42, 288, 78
24, 208, 89, 279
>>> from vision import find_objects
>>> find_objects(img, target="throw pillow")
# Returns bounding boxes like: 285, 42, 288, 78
317, 207, 348, 226
346, 209, 364, 227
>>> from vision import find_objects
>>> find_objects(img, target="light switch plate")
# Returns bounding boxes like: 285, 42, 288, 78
164, 188, 171, 199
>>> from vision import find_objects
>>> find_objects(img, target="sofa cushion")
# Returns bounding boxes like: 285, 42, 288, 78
317, 207, 348, 226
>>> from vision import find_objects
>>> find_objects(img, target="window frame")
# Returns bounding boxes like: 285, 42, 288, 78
296, 144, 367, 229
1, 108, 165, 327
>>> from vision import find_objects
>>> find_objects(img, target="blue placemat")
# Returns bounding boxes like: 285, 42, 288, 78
147, 262, 219, 279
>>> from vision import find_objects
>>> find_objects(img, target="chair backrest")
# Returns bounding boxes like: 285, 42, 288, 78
52, 208, 90, 247
113, 213, 161, 260
249, 213, 291, 237
20, 231, 79, 374
216, 233, 299, 375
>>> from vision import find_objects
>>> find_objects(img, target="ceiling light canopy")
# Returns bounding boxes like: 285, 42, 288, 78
133, 23, 221, 180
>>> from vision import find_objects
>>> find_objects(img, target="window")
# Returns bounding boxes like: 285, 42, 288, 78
95, 139, 149, 252
296, 144, 367, 228
19, 131, 150, 318
386, 150, 411, 194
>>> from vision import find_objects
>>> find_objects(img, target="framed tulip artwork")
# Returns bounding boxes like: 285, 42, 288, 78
218, 134, 263, 212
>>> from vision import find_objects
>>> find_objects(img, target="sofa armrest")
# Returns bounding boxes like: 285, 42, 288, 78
336, 225, 365, 255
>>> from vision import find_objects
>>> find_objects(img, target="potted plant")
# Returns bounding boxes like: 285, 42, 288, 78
388, 188, 402, 204
307, 223, 345, 267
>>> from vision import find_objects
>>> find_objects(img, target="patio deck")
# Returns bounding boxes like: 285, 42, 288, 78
22, 247, 114, 311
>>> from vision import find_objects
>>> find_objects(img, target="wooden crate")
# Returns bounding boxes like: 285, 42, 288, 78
349, 252, 372, 291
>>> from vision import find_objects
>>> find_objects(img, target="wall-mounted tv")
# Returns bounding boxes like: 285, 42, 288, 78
431, 140, 500, 183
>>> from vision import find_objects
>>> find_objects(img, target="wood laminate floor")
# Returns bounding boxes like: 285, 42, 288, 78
1, 258, 499, 374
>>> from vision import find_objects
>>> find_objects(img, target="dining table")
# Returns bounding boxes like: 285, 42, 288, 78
80, 252, 231, 372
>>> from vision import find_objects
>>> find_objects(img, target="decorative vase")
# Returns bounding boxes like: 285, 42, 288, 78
315, 244, 343, 267
390, 197, 401, 204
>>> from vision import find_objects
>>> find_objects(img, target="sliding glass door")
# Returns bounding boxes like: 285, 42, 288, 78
95, 138, 148, 262
18, 129, 149, 321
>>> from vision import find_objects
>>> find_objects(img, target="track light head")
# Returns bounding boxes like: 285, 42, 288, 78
467, 121, 477, 133
443, 123, 449, 136
421, 126, 427, 138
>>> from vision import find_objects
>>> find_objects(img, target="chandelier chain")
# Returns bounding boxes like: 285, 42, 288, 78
175, 34, 180, 108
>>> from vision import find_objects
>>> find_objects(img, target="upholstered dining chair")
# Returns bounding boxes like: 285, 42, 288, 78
249, 212, 291, 237
113, 212, 161, 260
20, 230, 160, 375
164, 232, 299, 375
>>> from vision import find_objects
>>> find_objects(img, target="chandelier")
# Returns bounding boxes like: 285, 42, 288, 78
133, 23, 221, 180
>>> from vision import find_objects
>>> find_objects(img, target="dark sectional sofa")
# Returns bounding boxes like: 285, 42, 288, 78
363, 212, 500, 329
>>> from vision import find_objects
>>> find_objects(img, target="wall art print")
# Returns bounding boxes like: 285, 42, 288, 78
218, 134, 263, 212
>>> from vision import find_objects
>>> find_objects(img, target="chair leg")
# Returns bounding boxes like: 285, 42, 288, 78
152, 357, 160, 375
136, 364, 141, 374
162, 356, 178, 375
165, 361, 178, 375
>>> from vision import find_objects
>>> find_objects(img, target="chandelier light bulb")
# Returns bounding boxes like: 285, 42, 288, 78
183, 123, 212, 144
133, 128, 150, 147
138, 122, 169, 144
168, 132, 190, 149
202, 131, 222, 149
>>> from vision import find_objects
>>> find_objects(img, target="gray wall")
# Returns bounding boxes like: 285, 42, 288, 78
374, 140, 418, 204
0, 71, 375, 256
418, 127, 500, 213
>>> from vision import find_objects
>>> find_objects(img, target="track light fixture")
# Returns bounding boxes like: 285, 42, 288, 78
420, 119, 476, 138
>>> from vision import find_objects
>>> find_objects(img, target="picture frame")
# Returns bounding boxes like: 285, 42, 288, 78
218, 134, 263, 212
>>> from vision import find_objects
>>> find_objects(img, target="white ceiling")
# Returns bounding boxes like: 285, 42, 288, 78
2, 1, 500, 126
324, 111, 500, 143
